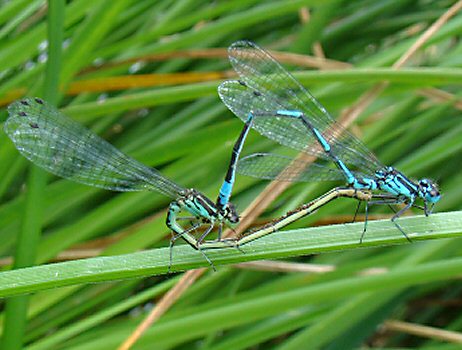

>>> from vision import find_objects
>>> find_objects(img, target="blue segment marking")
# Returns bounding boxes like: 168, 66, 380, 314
276, 109, 303, 118
312, 128, 331, 152
277, 109, 357, 184
217, 112, 253, 210
218, 181, 233, 206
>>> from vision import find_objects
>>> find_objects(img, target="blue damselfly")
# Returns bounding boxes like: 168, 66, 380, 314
218, 41, 440, 243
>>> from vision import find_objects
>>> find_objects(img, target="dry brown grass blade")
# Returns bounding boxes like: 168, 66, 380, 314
383, 320, 462, 343
0, 49, 349, 107
234, 260, 389, 276
234, 260, 335, 273
117, 268, 206, 350
418, 87, 462, 111
82, 47, 349, 74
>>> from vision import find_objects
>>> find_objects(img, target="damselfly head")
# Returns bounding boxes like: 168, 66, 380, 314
418, 179, 440, 203
222, 202, 239, 224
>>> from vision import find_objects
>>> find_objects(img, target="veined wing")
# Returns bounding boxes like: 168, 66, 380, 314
238, 153, 345, 182
220, 40, 382, 175
219, 80, 330, 161
5, 97, 184, 198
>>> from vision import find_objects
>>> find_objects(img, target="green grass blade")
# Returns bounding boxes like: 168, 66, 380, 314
0, 211, 459, 297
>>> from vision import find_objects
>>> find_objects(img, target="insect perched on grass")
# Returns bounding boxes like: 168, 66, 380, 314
4, 97, 250, 269
218, 40, 440, 243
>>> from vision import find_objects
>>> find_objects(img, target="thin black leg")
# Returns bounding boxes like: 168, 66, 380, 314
391, 201, 414, 243
197, 247, 216, 272
216, 222, 223, 242
388, 204, 397, 214
360, 201, 369, 244
169, 223, 201, 273
197, 224, 215, 245
196, 224, 218, 271
352, 200, 362, 223
360, 197, 406, 243
424, 201, 433, 216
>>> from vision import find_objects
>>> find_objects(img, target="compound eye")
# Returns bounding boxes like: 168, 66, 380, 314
225, 203, 239, 223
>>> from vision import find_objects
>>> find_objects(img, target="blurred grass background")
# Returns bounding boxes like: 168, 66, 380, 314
0, 0, 462, 349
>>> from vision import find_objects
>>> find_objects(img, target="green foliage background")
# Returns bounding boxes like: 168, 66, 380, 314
0, 0, 461, 349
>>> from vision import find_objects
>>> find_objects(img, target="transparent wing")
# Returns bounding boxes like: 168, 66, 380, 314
220, 80, 330, 161
5, 97, 184, 198
220, 40, 383, 175
238, 153, 345, 182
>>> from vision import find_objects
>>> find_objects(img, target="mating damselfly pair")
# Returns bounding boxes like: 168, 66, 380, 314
4, 41, 440, 269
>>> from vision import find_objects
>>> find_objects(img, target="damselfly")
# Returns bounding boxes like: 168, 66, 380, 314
218, 40, 441, 242
5, 97, 248, 268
